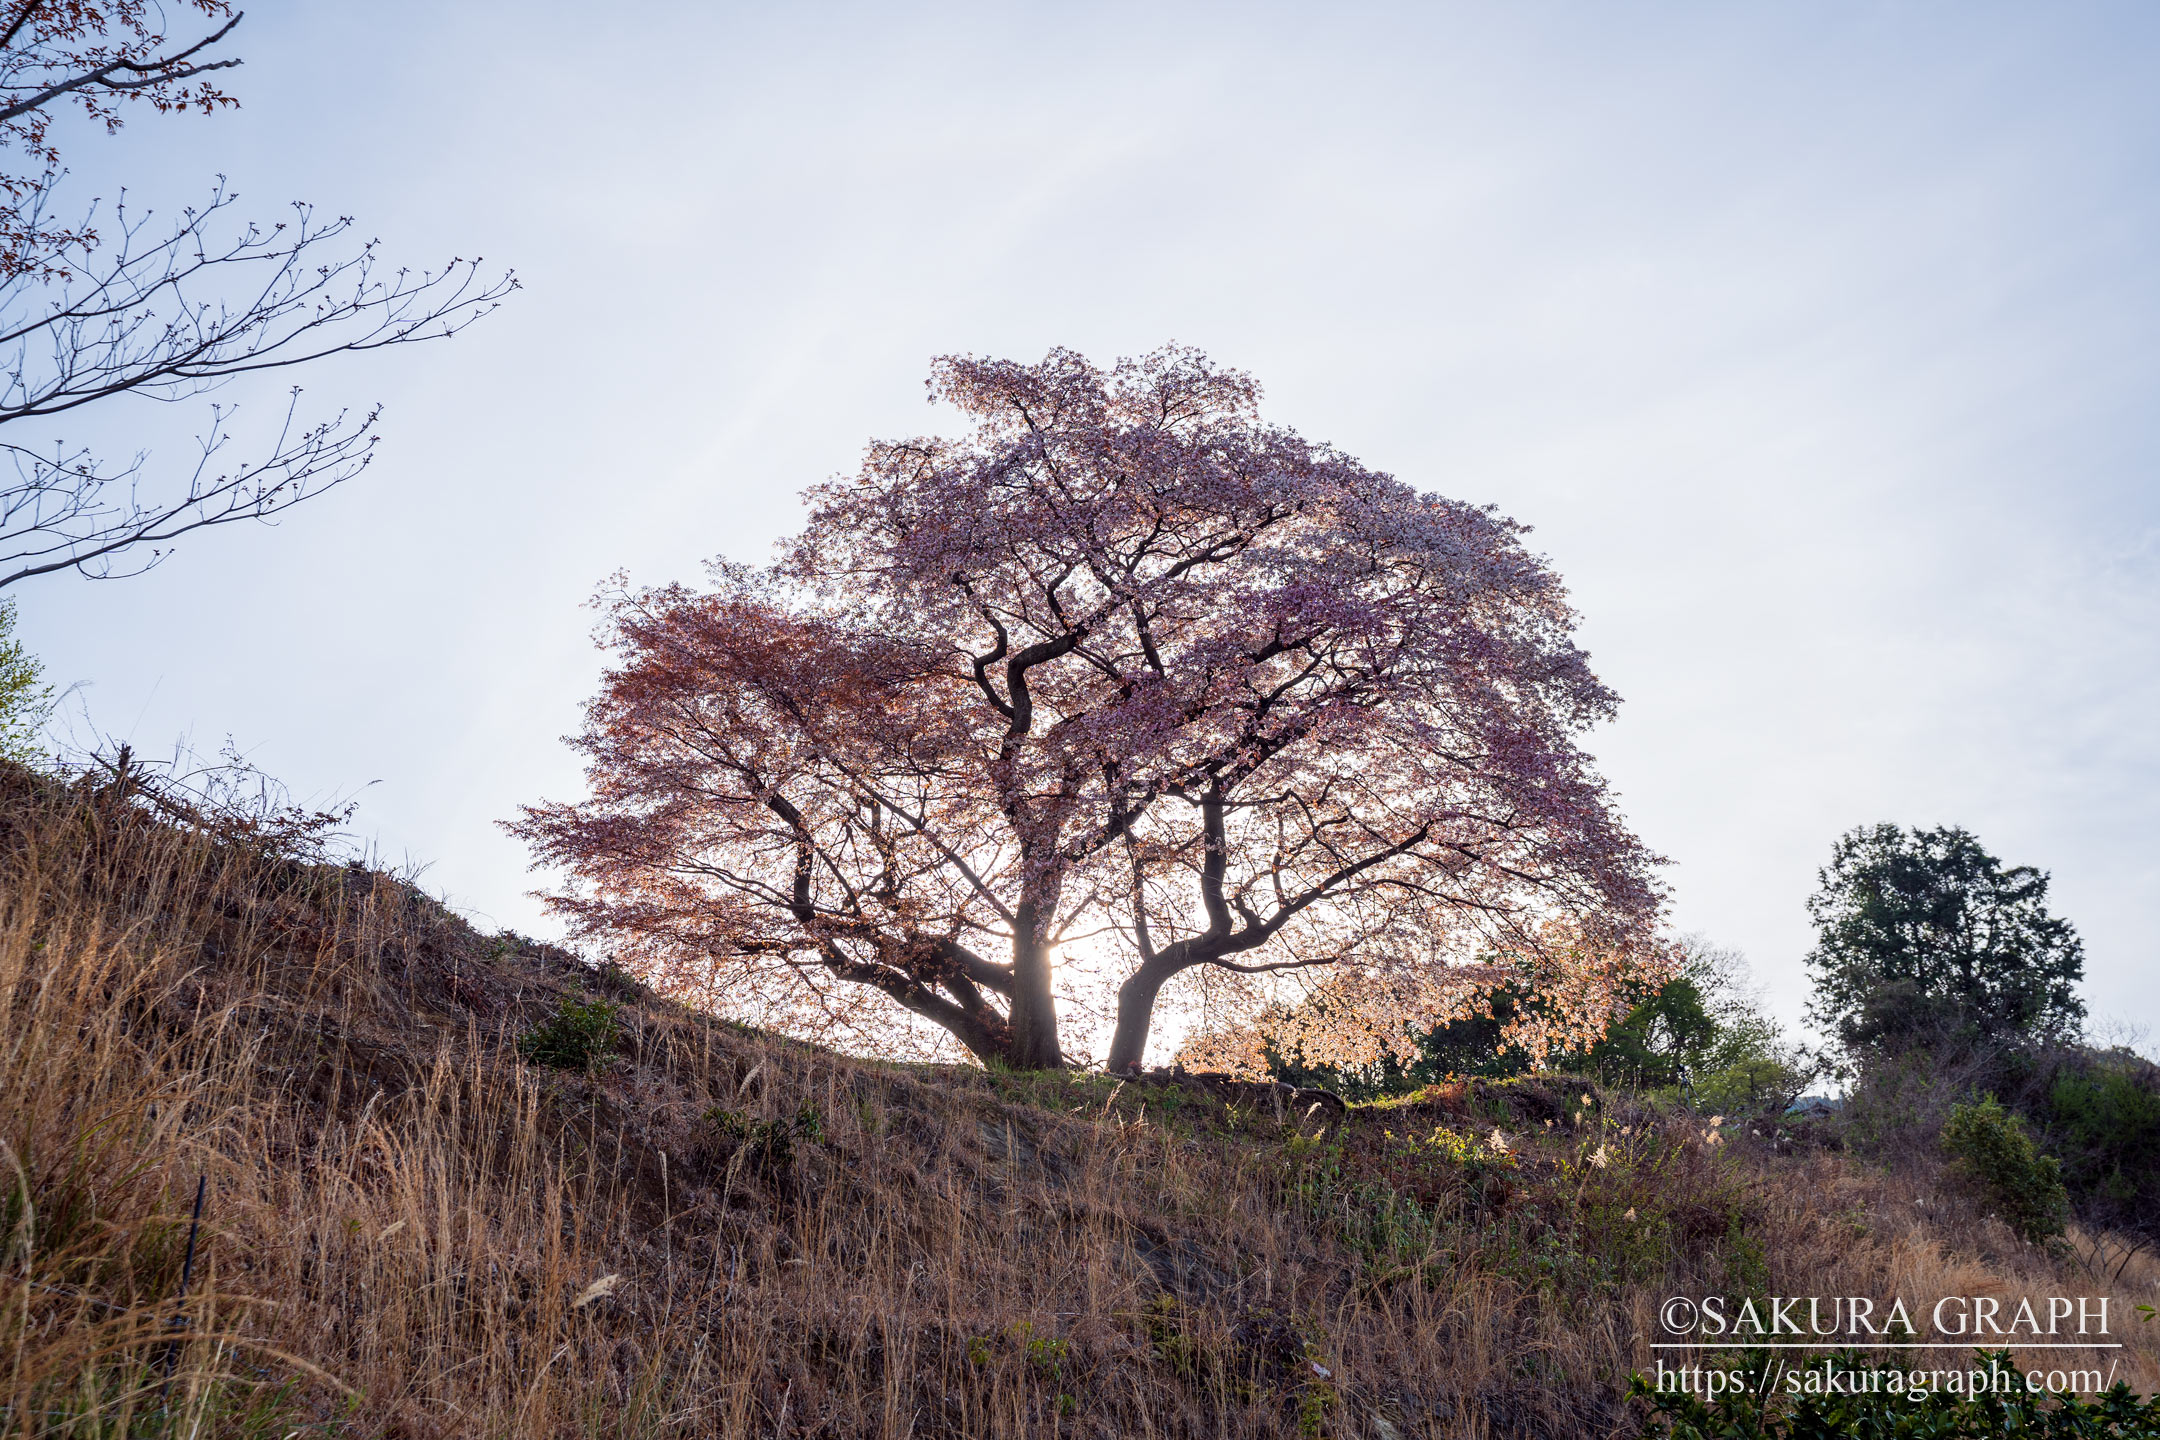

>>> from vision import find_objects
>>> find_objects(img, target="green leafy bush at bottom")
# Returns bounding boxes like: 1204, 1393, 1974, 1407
518, 995, 624, 1071
1633, 1350, 2160, 1438
1940, 1096, 2070, 1244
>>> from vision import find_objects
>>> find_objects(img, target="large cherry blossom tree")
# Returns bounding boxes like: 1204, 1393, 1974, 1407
514, 347, 1665, 1072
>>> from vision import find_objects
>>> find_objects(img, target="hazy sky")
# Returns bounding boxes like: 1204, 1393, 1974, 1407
20, 3, 2160, 1052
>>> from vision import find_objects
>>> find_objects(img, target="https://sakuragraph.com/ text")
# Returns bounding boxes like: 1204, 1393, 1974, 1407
1647, 1293, 2127, 1402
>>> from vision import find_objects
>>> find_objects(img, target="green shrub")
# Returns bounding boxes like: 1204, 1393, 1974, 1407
2047, 1059, 2160, 1219
702, 1101, 825, 1176
1940, 1097, 2069, 1245
1692, 1054, 1806, 1116
517, 995, 624, 1071
0, 599, 51, 765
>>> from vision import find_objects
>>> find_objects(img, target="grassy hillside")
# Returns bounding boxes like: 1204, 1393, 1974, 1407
2, 765, 2154, 1438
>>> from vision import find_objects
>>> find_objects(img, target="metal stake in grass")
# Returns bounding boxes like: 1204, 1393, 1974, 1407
157, 1173, 208, 1410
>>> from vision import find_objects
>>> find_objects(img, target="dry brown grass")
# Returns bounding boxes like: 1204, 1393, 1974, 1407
1, 766, 2153, 1438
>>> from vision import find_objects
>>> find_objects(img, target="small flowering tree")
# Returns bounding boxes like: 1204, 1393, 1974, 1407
513, 347, 1664, 1071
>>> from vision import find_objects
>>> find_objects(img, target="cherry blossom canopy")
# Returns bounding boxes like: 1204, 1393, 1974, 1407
513, 346, 1665, 1070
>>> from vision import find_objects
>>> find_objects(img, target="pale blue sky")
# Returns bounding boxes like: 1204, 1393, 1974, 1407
20, 3, 2160, 1050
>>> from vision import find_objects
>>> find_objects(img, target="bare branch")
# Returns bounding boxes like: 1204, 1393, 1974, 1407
0, 184, 516, 586
0, 12, 242, 123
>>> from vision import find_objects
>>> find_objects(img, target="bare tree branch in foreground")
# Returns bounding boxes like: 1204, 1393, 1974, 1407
0, 185, 515, 587
0, 5, 517, 588
1, 0, 245, 279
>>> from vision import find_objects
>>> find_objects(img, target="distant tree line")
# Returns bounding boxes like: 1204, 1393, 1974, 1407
1262, 935, 1813, 1115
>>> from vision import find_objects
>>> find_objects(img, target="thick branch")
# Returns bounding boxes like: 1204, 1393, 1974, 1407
0, 13, 243, 123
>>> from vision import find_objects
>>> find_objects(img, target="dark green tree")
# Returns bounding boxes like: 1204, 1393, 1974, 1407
1804, 824, 2084, 1059
1588, 977, 1717, 1089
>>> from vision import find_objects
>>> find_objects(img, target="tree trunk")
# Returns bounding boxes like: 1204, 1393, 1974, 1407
1005, 904, 1064, 1069
1105, 963, 1172, 1075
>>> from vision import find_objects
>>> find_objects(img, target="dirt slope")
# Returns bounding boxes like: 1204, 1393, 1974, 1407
2, 765, 2152, 1438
